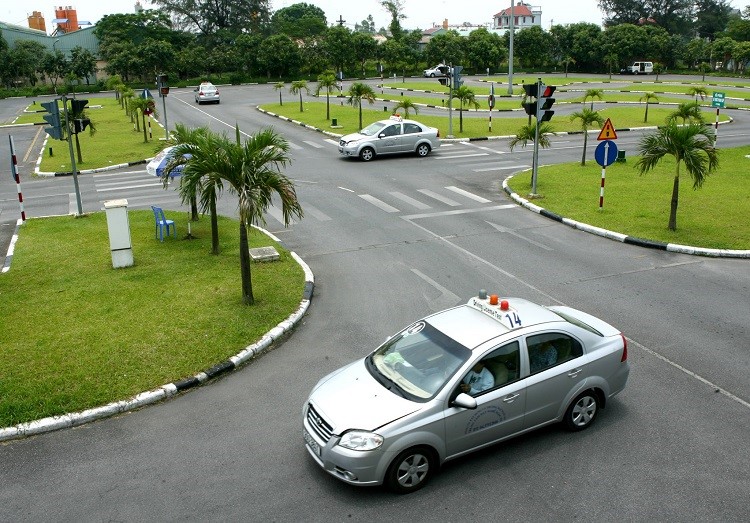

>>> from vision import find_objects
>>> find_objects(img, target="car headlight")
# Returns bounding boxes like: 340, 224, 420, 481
338, 431, 384, 451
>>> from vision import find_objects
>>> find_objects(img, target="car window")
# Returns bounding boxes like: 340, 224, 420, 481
460, 341, 521, 397
526, 333, 583, 374
369, 321, 472, 401
381, 125, 401, 137
403, 123, 422, 135
360, 122, 387, 136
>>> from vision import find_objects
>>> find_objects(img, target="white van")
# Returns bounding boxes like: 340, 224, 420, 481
626, 61, 653, 74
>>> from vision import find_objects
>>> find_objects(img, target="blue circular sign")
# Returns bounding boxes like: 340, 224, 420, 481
595, 140, 618, 167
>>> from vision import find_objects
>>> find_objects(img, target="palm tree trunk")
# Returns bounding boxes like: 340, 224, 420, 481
644, 103, 649, 123
239, 221, 254, 305
359, 105, 363, 130
210, 195, 219, 255
669, 172, 680, 231
326, 92, 330, 120
299, 92, 303, 112
581, 132, 588, 166
190, 196, 198, 221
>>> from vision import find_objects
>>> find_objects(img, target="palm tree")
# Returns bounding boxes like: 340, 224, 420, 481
604, 53, 618, 80
698, 62, 711, 82
393, 97, 419, 118
171, 128, 303, 304
667, 102, 705, 125
453, 86, 480, 133
508, 122, 553, 151
688, 86, 708, 103
316, 73, 337, 121
129, 97, 156, 142
561, 56, 576, 77
569, 108, 604, 166
653, 62, 665, 81
347, 82, 376, 130
163, 123, 213, 235
640, 92, 658, 123
635, 122, 718, 231
122, 87, 135, 123
290, 80, 309, 112
273, 82, 285, 106
583, 89, 604, 110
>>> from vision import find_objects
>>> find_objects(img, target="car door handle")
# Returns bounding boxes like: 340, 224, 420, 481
567, 368, 583, 378
503, 393, 520, 403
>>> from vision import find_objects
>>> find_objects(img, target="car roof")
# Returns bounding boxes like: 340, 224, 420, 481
426, 296, 563, 349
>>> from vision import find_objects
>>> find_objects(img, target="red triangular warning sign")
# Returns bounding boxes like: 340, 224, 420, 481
597, 118, 618, 140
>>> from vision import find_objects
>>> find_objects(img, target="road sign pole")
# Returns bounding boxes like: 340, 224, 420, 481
599, 142, 609, 209
714, 107, 720, 146
9, 136, 26, 222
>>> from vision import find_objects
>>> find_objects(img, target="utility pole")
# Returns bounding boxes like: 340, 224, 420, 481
508, 1, 514, 95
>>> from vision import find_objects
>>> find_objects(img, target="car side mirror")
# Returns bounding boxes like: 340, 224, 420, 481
452, 393, 477, 410
378, 133, 386, 139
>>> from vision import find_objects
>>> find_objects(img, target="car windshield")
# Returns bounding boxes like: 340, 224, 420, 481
368, 321, 471, 401
359, 122, 387, 136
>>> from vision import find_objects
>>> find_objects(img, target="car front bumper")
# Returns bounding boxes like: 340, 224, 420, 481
303, 416, 386, 486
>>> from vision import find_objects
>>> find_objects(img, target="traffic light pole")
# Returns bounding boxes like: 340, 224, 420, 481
447, 63, 454, 138
530, 78, 542, 195
61, 94, 83, 215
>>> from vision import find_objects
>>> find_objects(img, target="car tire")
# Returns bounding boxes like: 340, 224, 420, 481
359, 147, 375, 162
563, 391, 599, 431
416, 143, 431, 157
385, 447, 436, 494
429, 73, 435, 77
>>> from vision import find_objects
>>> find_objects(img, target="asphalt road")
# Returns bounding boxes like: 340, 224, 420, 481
1, 76, 749, 521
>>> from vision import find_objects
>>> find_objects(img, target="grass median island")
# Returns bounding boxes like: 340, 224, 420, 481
16, 97, 165, 172
506, 145, 750, 250
0, 211, 305, 427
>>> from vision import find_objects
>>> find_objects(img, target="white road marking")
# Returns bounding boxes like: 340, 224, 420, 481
445, 186, 492, 203
303, 141, 324, 148
417, 189, 460, 207
390, 192, 431, 210
359, 194, 399, 213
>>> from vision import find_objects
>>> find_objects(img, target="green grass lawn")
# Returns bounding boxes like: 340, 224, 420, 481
263, 98, 728, 139
0, 211, 305, 427
506, 146, 750, 249
17, 97, 167, 172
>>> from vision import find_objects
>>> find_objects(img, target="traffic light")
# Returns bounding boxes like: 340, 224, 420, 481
438, 78, 449, 86
522, 83, 538, 116
73, 118, 91, 133
537, 85, 556, 122
452, 66, 463, 89
41, 100, 64, 140
69, 99, 88, 115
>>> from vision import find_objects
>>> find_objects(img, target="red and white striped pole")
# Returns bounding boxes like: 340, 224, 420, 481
599, 140, 609, 209
9, 135, 26, 222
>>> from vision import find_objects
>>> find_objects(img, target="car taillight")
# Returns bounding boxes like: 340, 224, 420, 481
215, 89, 219, 94
620, 333, 628, 362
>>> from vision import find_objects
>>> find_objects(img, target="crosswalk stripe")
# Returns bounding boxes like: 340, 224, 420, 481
417, 189, 460, 207
359, 194, 400, 213
325, 139, 340, 146
302, 203, 332, 221
303, 141, 324, 149
390, 192, 431, 210
445, 186, 492, 203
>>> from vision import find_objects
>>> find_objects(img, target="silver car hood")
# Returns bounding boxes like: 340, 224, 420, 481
309, 360, 421, 434
340, 132, 367, 143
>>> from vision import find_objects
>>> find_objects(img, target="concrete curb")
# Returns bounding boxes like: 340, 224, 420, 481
502, 175, 750, 259
0, 224, 314, 442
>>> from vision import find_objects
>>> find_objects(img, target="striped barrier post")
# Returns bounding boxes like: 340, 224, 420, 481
9, 136, 26, 222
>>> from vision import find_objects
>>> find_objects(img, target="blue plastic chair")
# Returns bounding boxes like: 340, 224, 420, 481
151, 206, 176, 241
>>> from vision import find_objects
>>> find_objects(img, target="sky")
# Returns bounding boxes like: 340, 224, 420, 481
2, 0, 747, 33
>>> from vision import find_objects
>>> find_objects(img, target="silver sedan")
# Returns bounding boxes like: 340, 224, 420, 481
303, 292, 630, 493
338, 116, 440, 162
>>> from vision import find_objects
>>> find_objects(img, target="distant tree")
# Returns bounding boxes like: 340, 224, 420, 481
424, 31, 465, 67
69, 46, 97, 86
316, 73, 337, 120
514, 26, 555, 68
569, 108, 604, 166
465, 28, 505, 73
640, 92, 659, 122
347, 82, 376, 130
150, 0, 271, 36
271, 3, 327, 38
322, 26, 356, 77
688, 86, 708, 103
290, 80, 309, 112
41, 50, 69, 93
653, 62, 666, 81
352, 32, 378, 77
561, 56, 576, 77
9, 40, 46, 86
583, 88, 604, 110
274, 82, 285, 105
667, 102, 705, 125
635, 122, 718, 231
257, 34, 301, 78
694, 0, 734, 41
604, 53, 619, 79
381, 0, 406, 40
452, 86, 480, 133
393, 98, 419, 118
